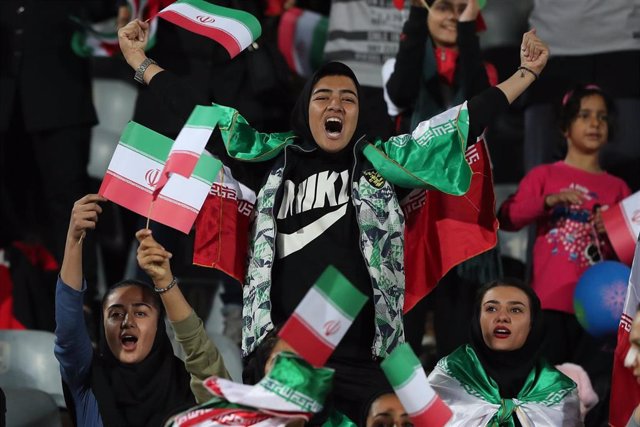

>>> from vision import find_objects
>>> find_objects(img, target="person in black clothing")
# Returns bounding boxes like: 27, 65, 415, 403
118, 17, 548, 419
385, 0, 503, 360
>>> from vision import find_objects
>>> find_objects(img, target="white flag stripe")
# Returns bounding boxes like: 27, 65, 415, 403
622, 242, 640, 318
211, 378, 313, 413
107, 144, 162, 191
411, 102, 466, 141
620, 192, 640, 242
219, 165, 257, 204
172, 126, 214, 154
395, 368, 435, 415
293, 286, 352, 348
164, 2, 254, 50
162, 173, 212, 211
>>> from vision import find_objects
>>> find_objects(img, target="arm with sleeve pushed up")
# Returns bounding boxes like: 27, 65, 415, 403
497, 167, 549, 231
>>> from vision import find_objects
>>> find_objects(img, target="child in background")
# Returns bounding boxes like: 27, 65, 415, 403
498, 84, 631, 421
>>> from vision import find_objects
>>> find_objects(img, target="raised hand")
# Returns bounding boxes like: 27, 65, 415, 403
118, 19, 150, 69
136, 229, 174, 288
544, 190, 584, 209
459, 0, 480, 23
520, 29, 549, 76
67, 194, 106, 243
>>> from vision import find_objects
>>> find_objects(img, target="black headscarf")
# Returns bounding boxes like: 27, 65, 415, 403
289, 61, 365, 148
360, 384, 396, 426
91, 280, 194, 427
469, 279, 545, 398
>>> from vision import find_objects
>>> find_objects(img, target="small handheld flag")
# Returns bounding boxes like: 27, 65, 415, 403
157, 0, 262, 58
381, 343, 452, 427
278, 266, 368, 367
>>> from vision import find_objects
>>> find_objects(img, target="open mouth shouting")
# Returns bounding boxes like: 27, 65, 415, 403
493, 326, 511, 339
324, 116, 344, 139
120, 333, 139, 351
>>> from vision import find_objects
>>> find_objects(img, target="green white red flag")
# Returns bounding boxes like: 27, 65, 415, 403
157, 0, 261, 58
603, 190, 640, 266
278, 266, 367, 367
277, 7, 328, 77
381, 343, 452, 426
153, 105, 220, 198
99, 121, 220, 234
71, 0, 159, 57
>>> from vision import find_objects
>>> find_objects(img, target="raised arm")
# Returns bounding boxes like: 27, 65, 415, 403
496, 29, 549, 104
136, 229, 230, 403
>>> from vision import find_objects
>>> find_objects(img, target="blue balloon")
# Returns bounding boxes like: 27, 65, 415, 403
574, 261, 631, 338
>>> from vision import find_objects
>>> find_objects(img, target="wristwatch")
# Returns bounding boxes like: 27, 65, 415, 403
134, 57, 157, 84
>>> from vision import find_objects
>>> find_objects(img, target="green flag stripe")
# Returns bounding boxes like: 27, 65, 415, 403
313, 266, 367, 320
120, 122, 172, 163
193, 153, 222, 183
381, 343, 422, 389
186, 105, 222, 129
179, 0, 262, 40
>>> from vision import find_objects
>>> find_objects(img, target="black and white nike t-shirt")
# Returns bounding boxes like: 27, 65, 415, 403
270, 146, 375, 361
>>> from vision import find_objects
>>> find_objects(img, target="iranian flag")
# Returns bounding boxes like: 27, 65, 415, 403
193, 165, 256, 282
277, 7, 328, 77
381, 343, 452, 427
603, 190, 640, 266
402, 137, 498, 312
278, 266, 368, 367
154, 105, 220, 197
610, 239, 640, 427
99, 121, 221, 234
157, 0, 261, 58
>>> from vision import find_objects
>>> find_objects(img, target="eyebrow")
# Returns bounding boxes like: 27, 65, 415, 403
312, 88, 358, 98
107, 302, 153, 310
483, 300, 526, 306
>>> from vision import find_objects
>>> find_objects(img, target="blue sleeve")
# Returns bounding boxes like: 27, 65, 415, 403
54, 277, 94, 387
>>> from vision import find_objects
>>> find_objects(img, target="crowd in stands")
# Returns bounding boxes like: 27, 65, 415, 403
1, 0, 639, 426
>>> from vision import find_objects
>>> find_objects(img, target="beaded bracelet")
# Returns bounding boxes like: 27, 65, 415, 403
518, 66, 539, 80
154, 276, 177, 294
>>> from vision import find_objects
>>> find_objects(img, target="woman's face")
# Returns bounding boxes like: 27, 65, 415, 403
103, 285, 159, 364
479, 286, 532, 351
427, 0, 468, 48
308, 75, 359, 153
366, 393, 412, 427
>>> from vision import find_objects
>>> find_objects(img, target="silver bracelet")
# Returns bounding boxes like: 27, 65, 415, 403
154, 276, 177, 294
134, 57, 157, 85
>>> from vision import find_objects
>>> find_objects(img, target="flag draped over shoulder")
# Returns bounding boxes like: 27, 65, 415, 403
278, 266, 368, 367
71, 0, 160, 57
402, 137, 498, 312
157, 0, 261, 58
610, 239, 640, 427
381, 343, 452, 426
277, 7, 328, 77
99, 121, 220, 234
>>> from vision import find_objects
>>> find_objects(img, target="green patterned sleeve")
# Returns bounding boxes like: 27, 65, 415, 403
363, 102, 471, 194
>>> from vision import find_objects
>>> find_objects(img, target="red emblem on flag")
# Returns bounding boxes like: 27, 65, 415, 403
323, 320, 340, 336
196, 15, 215, 24
145, 169, 161, 187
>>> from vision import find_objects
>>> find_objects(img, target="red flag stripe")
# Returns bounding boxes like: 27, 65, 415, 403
410, 395, 453, 426
277, 7, 303, 73
100, 172, 197, 233
602, 203, 637, 266
279, 314, 333, 367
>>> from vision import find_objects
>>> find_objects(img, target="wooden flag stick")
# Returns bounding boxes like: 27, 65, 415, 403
145, 200, 154, 230
77, 231, 86, 245
420, 0, 431, 11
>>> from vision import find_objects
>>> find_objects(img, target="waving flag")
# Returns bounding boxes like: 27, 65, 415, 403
603, 190, 640, 266
71, 0, 160, 57
157, 0, 261, 58
278, 266, 368, 367
99, 122, 221, 233
382, 344, 452, 426
402, 137, 498, 312
277, 7, 328, 77
153, 105, 220, 198
610, 239, 640, 426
